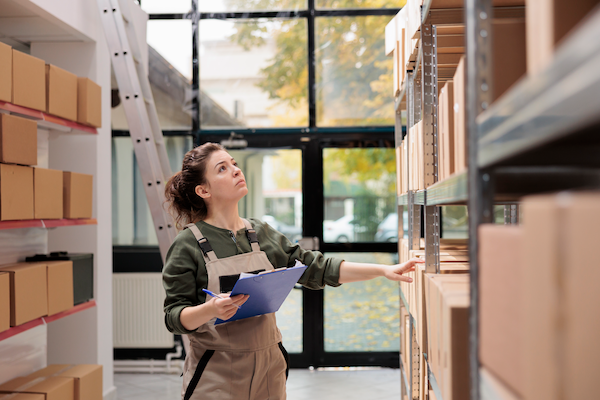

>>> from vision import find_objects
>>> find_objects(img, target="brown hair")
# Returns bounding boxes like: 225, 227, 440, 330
165, 142, 226, 228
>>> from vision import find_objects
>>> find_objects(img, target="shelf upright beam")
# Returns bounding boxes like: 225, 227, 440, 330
465, 0, 495, 398
421, 20, 441, 274
503, 204, 519, 225
396, 94, 405, 240
406, 71, 422, 251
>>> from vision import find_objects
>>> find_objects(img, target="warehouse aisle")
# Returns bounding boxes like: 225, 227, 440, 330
114, 368, 401, 400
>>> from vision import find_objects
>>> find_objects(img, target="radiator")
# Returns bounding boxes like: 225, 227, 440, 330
113, 273, 174, 348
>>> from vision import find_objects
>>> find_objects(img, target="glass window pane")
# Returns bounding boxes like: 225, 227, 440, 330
140, 0, 191, 14
112, 136, 194, 245
276, 288, 303, 353
200, 19, 308, 129
323, 148, 396, 243
317, 0, 405, 8
112, 20, 193, 131
316, 16, 394, 126
325, 252, 400, 352
441, 206, 468, 239
200, 0, 307, 12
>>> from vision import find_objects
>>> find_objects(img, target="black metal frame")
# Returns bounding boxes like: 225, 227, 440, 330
118, 0, 403, 369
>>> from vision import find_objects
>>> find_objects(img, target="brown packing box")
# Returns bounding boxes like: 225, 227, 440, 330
34, 168, 63, 219
0, 394, 45, 400
526, 0, 600, 75
12, 50, 46, 112
439, 81, 455, 181
44, 261, 74, 315
0, 376, 74, 400
0, 42, 11, 102
522, 192, 600, 400
29, 364, 103, 400
479, 224, 524, 397
77, 78, 102, 128
63, 171, 93, 219
46, 65, 77, 121
425, 275, 470, 400
0, 272, 9, 333
492, 20, 527, 101
0, 113, 38, 166
452, 57, 466, 174
0, 164, 34, 221
409, 249, 469, 262
0, 262, 47, 326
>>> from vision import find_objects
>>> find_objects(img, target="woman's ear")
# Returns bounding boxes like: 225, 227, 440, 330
195, 185, 211, 200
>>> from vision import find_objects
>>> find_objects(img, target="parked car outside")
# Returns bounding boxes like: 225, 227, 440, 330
262, 215, 302, 243
374, 211, 408, 242
323, 215, 357, 243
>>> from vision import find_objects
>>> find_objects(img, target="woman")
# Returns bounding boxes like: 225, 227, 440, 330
163, 142, 422, 400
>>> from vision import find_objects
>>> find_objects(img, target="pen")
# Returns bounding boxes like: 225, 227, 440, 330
202, 289, 241, 309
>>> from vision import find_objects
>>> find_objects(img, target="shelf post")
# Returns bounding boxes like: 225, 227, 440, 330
465, 0, 495, 398
421, 20, 441, 274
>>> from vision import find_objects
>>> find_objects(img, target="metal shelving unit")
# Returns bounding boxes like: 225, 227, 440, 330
395, 0, 600, 399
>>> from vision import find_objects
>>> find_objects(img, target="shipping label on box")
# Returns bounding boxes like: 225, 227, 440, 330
12, 50, 45, 112
0, 163, 34, 221
63, 171, 93, 219
0, 114, 37, 166
34, 168, 63, 219
0, 272, 9, 333
0, 42, 12, 103
46, 65, 78, 121
77, 78, 101, 128
0, 262, 47, 326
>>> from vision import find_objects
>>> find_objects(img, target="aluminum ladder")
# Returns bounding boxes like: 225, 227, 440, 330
97, 0, 177, 262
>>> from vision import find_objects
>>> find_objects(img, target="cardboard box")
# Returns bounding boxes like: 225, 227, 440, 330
479, 224, 524, 397
0, 262, 47, 326
0, 114, 37, 166
12, 50, 46, 112
439, 81, 455, 181
46, 65, 77, 121
63, 171, 93, 219
0, 42, 11, 103
0, 272, 9, 333
452, 57, 466, 174
34, 168, 63, 219
77, 78, 101, 128
522, 192, 600, 400
424, 274, 470, 400
45, 261, 74, 315
29, 365, 102, 400
0, 163, 34, 221
0, 394, 44, 400
0, 376, 74, 400
492, 20, 527, 101
526, 0, 600, 75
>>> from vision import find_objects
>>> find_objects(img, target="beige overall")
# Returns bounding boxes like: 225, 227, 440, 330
181, 219, 289, 400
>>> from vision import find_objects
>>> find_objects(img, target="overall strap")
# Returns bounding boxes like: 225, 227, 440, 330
185, 223, 218, 263
242, 218, 261, 253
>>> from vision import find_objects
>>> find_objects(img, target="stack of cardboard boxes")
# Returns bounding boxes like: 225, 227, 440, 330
0, 364, 102, 400
399, 238, 470, 400
0, 259, 75, 334
479, 192, 600, 399
0, 42, 101, 127
0, 44, 96, 222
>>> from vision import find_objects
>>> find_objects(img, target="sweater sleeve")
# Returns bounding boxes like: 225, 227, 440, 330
162, 229, 205, 334
250, 218, 344, 290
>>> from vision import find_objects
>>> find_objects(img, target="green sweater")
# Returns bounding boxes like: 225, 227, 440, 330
163, 218, 344, 334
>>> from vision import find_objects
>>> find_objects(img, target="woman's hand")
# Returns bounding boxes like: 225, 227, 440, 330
209, 294, 249, 320
381, 258, 424, 283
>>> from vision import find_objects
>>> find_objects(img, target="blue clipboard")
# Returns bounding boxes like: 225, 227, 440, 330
215, 262, 307, 325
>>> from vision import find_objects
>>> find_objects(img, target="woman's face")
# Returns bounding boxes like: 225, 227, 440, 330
196, 150, 248, 203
